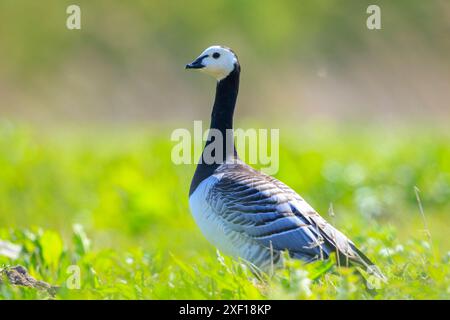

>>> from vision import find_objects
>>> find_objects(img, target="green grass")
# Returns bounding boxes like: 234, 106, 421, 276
0, 120, 449, 299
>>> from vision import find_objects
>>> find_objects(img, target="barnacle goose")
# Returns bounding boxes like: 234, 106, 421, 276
185, 45, 385, 280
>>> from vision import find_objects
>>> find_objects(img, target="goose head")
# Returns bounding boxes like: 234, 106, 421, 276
186, 45, 239, 81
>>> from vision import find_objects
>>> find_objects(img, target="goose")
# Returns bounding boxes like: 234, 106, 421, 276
185, 45, 385, 280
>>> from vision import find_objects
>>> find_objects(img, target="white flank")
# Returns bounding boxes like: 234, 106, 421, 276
189, 175, 236, 256
189, 173, 264, 264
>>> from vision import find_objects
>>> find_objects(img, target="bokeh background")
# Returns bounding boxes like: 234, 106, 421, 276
0, 0, 449, 299
1, 0, 450, 123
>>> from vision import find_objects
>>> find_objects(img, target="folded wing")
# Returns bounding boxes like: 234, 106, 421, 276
208, 162, 384, 280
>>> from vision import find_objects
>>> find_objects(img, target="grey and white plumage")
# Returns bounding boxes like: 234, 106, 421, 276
186, 46, 385, 280
190, 160, 380, 275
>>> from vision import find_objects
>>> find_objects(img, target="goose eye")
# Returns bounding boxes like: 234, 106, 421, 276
212, 52, 221, 59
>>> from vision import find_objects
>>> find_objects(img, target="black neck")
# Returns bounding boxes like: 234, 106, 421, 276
210, 66, 239, 134
189, 64, 240, 196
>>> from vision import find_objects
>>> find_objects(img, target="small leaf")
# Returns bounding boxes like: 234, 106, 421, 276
72, 224, 91, 256
39, 231, 63, 270
0, 240, 22, 260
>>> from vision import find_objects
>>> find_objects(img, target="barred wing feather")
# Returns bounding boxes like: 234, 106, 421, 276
208, 162, 384, 279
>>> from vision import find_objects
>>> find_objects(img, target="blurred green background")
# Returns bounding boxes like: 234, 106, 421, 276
1, 0, 449, 123
0, 0, 449, 299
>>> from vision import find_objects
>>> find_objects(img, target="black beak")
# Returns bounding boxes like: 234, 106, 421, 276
185, 55, 207, 69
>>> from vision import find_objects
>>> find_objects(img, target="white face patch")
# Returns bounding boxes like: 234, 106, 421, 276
192, 46, 237, 81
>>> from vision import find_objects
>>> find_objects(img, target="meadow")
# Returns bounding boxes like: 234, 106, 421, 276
0, 120, 449, 299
